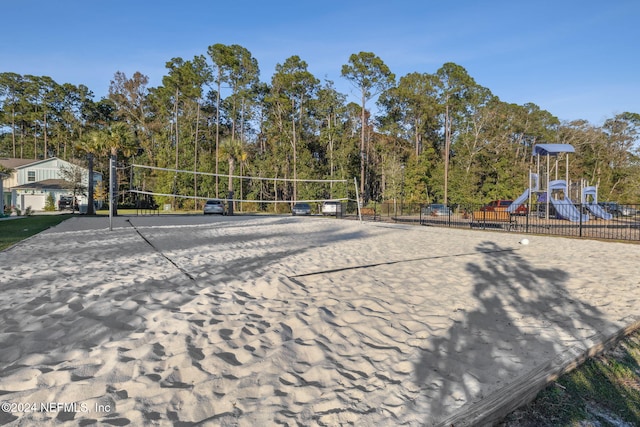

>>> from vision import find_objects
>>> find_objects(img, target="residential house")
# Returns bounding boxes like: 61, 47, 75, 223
0, 157, 103, 213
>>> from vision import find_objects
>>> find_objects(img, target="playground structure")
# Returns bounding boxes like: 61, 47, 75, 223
581, 185, 613, 220
507, 144, 609, 222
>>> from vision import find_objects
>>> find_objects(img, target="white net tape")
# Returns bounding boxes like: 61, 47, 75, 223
128, 164, 353, 207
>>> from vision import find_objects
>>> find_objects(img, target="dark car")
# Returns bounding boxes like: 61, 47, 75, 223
599, 202, 637, 217
292, 202, 311, 215
58, 195, 78, 211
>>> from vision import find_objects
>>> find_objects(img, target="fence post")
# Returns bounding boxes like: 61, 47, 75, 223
579, 202, 583, 237
482, 205, 486, 229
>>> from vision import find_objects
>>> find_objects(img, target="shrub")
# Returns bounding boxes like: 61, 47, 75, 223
44, 193, 56, 211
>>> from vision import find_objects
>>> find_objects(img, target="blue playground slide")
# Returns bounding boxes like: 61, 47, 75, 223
582, 186, 612, 220
584, 202, 612, 220
549, 197, 589, 222
507, 189, 529, 213
509, 179, 604, 221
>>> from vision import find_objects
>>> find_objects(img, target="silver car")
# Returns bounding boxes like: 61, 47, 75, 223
203, 199, 225, 215
422, 203, 451, 216
599, 202, 637, 217
292, 203, 311, 215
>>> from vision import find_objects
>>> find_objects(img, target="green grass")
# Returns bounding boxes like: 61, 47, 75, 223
0, 215, 73, 251
502, 329, 640, 426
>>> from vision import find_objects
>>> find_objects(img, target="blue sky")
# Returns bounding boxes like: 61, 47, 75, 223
2, 0, 638, 125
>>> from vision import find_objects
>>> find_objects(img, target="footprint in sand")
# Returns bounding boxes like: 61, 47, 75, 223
214, 352, 242, 366
68, 301, 84, 312
117, 347, 135, 363
219, 329, 234, 340
187, 343, 205, 361
152, 342, 165, 357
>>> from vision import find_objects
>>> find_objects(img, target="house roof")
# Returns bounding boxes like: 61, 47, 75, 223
12, 179, 74, 190
0, 157, 89, 169
1, 157, 102, 176
0, 158, 40, 169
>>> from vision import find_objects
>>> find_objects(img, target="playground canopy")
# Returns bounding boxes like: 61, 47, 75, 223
533, 144, 575, 156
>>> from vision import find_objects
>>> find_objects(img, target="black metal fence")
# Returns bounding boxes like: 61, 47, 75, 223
341, 201, 640, 242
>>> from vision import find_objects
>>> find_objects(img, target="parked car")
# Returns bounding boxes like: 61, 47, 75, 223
480, 199, 528, 215
58, 195, 78, 211
599, 202, 637, 217
621, 204, 638, 216
203, 199, 225, 215
422, 203, 451, 216
321, 201, 342, 216
292, 202, 311, 216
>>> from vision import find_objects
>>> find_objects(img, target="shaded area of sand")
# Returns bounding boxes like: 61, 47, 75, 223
1, 215, 639, 425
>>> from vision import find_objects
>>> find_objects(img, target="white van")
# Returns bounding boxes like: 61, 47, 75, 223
321, 201, 342, 216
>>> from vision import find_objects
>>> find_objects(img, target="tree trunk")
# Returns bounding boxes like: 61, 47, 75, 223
110, 149, 118, 217
215, 73, 221, 198
11, 106, 16, 157
194, 101, 200, 210
328, 114, 334, 197
227, 158, 235, 215
444, 103, 450, 206
173, 87, 179, 209
44, 111, 48, 158
414, 116, 420, 157
291, 99, 297, 201
87, 154, 95, 215
360, 90, 366, 202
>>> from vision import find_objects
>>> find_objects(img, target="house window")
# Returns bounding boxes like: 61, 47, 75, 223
27, 171, 36, 182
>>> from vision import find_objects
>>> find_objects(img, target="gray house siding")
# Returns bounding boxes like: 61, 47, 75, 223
1, 157, 103, 212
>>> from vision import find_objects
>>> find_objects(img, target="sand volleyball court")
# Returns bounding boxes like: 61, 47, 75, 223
1, 215, 639, 426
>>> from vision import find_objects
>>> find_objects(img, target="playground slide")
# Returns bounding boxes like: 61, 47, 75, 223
585, 203, 613, 220
549, 197, 589, 222
582, 186, 612, 220
507, 189, 529, 213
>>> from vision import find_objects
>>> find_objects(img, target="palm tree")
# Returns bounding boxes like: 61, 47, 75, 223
79, 123, 136, 215
76, 131, 106, 215
219, 138, 247, 215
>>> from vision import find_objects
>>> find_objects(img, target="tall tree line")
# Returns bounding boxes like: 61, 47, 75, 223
1, 47, 639, 208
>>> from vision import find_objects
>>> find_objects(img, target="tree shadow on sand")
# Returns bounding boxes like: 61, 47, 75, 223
413, 240, 619, 426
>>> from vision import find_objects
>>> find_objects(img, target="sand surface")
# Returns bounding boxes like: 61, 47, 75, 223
1, 215, 639, 426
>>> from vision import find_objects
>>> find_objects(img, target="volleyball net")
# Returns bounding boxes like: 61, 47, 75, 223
127, 163, 356, 213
